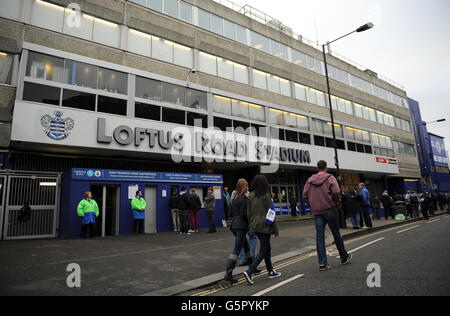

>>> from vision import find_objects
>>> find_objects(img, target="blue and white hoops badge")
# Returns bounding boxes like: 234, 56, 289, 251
40, 111, 75, 141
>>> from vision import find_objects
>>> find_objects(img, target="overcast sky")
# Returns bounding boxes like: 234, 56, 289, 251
236, 0, 450, 152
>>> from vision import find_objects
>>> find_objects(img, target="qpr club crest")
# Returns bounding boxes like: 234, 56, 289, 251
40, 111, 75, 141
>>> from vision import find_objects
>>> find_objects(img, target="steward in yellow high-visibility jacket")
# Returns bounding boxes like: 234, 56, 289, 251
131, 191, 146, 234
77, 192, 99, 238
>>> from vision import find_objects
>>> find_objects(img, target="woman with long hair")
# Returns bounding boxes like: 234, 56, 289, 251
224, 179, 256, 283
243, 175, 281, 285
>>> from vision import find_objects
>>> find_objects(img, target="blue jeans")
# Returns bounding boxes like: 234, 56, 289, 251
231, 230, 251, 259
239, 232, 257, 264
350, 213, 361, 228
314, 210, 349, 266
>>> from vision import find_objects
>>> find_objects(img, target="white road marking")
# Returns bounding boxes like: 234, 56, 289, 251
252, 274, 304, 297
397, 225, 421, 234
443, 215, 450, 219
427, 219, 441, 224
336, 237, 385, 258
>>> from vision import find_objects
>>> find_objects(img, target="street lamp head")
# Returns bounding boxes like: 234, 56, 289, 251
437, 119, 447, 123
356, 22, 374, 33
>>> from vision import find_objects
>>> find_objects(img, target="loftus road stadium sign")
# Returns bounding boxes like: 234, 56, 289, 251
97, 118, 312, 165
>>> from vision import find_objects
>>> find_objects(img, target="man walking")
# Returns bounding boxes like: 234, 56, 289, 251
131, 190, 146, 234
359, 183, 373, 229
204, 187, 217, 233
303, 160, 351, 271
77, 192, 99, 239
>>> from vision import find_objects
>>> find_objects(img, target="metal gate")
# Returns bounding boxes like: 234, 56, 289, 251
0, 176, 6, 239
2, 174, 60, 240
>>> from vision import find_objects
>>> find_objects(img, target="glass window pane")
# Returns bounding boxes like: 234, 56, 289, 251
186, 89, 207, 111
180, 2, 192, 22
355, 129, 363, 142
279, 44, 288, 61
162, 107, 185, 124
23, 82, 60, 105
267, 75, 280, 94
152, 37, 174, 63
224, 20, 235, 40
251, 32, 269, 54
98, 68, 127, 94
232, 100, 249, 118
128, 29, 152, 57
97, 96, 127, 116
248, 103, 265, 122
295, 84, 306, 101
211, 14, 223, 35
0, 53, 14, 85
233, 63, 248, 85
316, 91, 326, 107
92, 18, 120, 48
163, 0, 178, 18
0, 0, 21, 20
270, 109, 284, 126
270, 40, 280, 57
187, 112, 208, 128
136, 77, 162, 101
162, 82, 185, 106
63, 10, 93, 40
198, 9, 210, 30
362, 131, 370, 143
174, 43, 193, 68
346, 128, 355, 140
297, 116, 309, 131
292, 50, 307, 68
284, 113, 297, 128
363, 106, 370, 120
337, 98, 346, 113
64, 60, 97, 89
253, 70, 267, 90
345, 101, 353, 115
369, 109, 376, 122
147, 0, 162, 11
306, 88, 316, 104
62, 89, 95, 111
31, 0, 64, 32
354, 104, 363, 118
199, 52, 217, 75
214, 117, 232, 131
217, 58, 234, 80
213, 95, 231, 115
135, 102, 161, 121
236, 25, 246, 44
312, 119, 323, 134
280, 79, 291, 97
26, 52, 65, 83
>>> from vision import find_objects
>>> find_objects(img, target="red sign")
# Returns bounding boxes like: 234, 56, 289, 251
376, 157, 388, 164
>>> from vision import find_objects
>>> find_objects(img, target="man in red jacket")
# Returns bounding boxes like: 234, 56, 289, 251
303, 160, 351, 271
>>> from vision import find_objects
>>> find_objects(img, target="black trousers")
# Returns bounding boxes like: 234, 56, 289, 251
384, 206, 393, 219
133, 219, 145, 234
179, 210, 190, 234
207, 209, 216, 232
360, 205, 373, 228
81, 223, 96, 238
248, 233, 273, 273
422, 206, 429, 220
290, 205, 297, 216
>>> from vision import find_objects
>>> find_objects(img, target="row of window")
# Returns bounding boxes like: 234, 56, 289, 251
198, 52, 249, 85
393, 141, 416, 157
128, 0, 408, 108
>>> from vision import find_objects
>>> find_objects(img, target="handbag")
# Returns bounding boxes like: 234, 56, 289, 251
264, 200, 277, 225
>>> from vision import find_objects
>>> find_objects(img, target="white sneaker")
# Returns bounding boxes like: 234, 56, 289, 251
268, 270, 282, 279
188, 230, 194, 234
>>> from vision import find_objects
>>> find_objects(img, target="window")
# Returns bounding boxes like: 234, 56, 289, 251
199, 52, 217, 76
211, 14, 223, 35
251, 32, 270, 54
270, 109, 284, 126
180, 2, 192, 22
253, 70, 267, 90
314, 136, 325, 147
97, 96, 127, 116
236, 25, 246, 44
312, 119, 323, 134
92, 18, 120, 48
224, 20, 236, 40
98, 68, 127, 94
251, 124, 266, 137
217, 58, 234, 80
198, 9, 210, 30
213, 95, 232, 115
316, 91, 326, 107
0, 52, 14, 85
234, 121, 250, 135
64, 60, 97, 89
0, 0, 21, 20
232, 100, 249, 119
306, 88, 317, 104
128, 29, 152, 57
162, 82, 185, 106
136, 77, 162, 101
233, 63, 249, 85
187, 112, 207, 128
162, 107, 185, 124
271, 128, 285, 141
63, 9, 94, 40
280, 79, 291, 97
163, 0, 178, 18
295, 84, 306, 101
286, 130, 299, 143
173, 43, 193, 68
354, 104, 363, 118
299, 132, 311, 144
26, 52, 65, 83
292, 50, 307, 67
152, 37, 174, 63
23, 82, 60, 105
347, 142, 356, 152
248, 103, 265, 122
62, 89, 95, 111
135, 103, 161, 121
267, 75, 280, 94
186, 89, 207, 111
31, 0, 64, 32
214, 117, 232, 132
147, 0, 162, 11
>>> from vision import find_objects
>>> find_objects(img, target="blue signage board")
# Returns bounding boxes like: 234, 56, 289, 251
71, 169, 223, 184
430, 135, 449, 167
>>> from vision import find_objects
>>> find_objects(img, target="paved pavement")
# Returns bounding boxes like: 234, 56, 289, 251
186, 214, 450, 296
0, 213, 442, 296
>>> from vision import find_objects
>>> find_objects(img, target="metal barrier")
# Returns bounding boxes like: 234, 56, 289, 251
1, 173, 60, 240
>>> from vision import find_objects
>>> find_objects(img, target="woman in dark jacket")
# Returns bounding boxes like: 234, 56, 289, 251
343, 187, 363, 229
224, 179, 254, 283
243, 175, 281, 285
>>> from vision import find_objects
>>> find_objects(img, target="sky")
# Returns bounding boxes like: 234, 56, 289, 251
232, 0, 450, 153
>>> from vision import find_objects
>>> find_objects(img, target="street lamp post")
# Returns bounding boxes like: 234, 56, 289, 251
421, 119, 447, 192
322, 23, 374, 228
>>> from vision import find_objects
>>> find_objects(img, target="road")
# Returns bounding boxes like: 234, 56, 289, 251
188, 214, 450, 296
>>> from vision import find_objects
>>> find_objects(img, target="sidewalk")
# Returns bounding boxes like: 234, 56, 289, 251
0, 213, 445, 296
